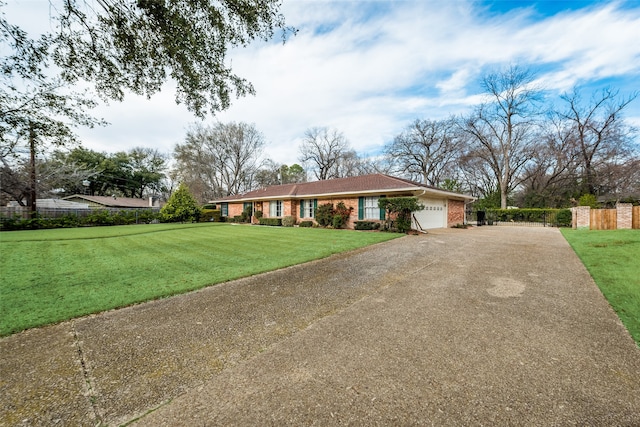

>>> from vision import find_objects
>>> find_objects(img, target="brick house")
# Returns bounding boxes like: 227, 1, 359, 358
210, 174, 474, 230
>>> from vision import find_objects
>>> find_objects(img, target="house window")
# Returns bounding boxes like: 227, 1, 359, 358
221, 203, 229, 217
301, 199, 316, 218
269, 200, 283, 217
364, 197, 379, 219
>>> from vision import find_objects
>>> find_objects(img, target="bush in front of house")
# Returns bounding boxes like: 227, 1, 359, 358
378, 197, 424, 233
282, 216, 295, 227
240, 206, 252, 223
258, 217, 282, 226
315, 202, 352, 229
315, 203, 334, 227
299, 220, 314, 227
200, 209, 221, 222
332, 202, 352, 229
354, 221, 380, 230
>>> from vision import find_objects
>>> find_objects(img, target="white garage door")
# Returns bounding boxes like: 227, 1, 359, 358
412, 198, 446, 229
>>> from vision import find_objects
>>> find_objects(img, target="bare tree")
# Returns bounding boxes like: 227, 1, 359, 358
298, 127, 351, 180
596, 158, 640, 202
457, 151, 498, 200
462, 66, 541, 208
354, 155, 394, 176
173, 122, 265, 201
559, 87, 638, 196
334, 149, 362, 178
385, 118, 461, 186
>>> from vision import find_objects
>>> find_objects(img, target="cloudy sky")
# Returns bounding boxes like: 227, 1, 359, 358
6, 0, 640, 166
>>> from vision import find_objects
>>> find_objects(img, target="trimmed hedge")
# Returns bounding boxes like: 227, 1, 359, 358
354, 221, 380, 230
282, 216, 295, 227
258, 217, 282, 226
0, 209, 161, 231
299, 220, 314, 228
200, 209, 221, 222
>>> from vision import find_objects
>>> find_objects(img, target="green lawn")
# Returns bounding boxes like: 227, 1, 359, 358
0, 223, 400, 336
561, 229, 640, 346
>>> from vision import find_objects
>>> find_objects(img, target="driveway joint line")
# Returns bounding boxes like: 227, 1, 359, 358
71, 320, 103, 424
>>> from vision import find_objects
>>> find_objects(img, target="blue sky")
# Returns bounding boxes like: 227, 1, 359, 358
5, 0, 640, 165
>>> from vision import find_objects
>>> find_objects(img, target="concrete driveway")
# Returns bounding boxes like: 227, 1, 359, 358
1, 226, 639, 426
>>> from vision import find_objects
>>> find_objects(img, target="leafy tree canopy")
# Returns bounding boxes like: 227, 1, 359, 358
6, 0, 293, 117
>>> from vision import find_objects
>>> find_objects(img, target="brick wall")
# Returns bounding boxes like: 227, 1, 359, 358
616, 203, 632, 229
572, 206, 591, 229
228, 203, 244, 217
447, 200, 465, 227
284, 200, 295, 218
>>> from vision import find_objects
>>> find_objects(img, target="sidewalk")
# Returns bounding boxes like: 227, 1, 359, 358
2, 227, 639, 426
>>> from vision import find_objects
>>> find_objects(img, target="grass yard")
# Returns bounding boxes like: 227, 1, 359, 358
0, 223, 400, 336
561, 229, 640, 346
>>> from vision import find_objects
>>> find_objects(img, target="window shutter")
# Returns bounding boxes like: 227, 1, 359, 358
314, 199, 318, 212
358, 197, 364, 220
299, 200, 304, 217
379, 195, 386, 220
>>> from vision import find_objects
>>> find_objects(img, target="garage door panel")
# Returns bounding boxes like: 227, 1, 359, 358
412, 198, 446, 229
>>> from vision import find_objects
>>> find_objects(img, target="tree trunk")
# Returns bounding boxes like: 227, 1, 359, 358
29, 124, 37, 220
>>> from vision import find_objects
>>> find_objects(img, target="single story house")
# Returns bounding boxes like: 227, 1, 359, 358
210, 174, 475, 230
7, 199, 89, 209
62, 195, 162, 209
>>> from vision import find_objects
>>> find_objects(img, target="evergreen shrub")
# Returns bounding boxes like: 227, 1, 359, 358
315, 203, 334, 227
258, 218, 282, 226
200, 209, 221, 222
354, 221, 380, 230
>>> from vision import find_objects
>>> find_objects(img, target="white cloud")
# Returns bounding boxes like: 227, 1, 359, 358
6, 0, 640, 166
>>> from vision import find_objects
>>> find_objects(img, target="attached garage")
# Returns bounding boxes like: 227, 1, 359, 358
412, 198, 447, 229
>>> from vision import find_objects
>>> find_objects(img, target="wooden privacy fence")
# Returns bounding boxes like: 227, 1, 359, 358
572, 203, 640, 230
589, 209, 617, 230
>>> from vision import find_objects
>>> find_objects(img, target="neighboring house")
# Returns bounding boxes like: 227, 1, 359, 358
7, 199, 89, 209
210, 174, 475, 230
62, 195, 162, 209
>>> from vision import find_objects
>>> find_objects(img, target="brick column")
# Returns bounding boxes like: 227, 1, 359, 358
616, 203, 633, 229
572, 206, 590, 229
